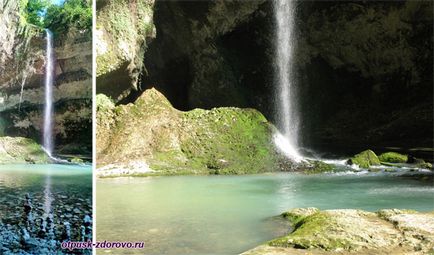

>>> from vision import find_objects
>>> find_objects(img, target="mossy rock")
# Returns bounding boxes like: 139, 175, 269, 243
244, 208, 434, 255
269, 210, 352, 250
407, 156, 432, 169
378, 152, 408, 163
416, 161, 432, 170
97, 88, 280, 175
70, 157, 84, 164
302, 160, 334, 174
0, 136, 49, 164
347, 150, 380, 168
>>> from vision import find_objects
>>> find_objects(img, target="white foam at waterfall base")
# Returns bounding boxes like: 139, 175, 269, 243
274, 132, 303, 163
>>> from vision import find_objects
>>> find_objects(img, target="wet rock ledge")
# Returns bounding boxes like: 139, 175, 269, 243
241, 208, 434, 255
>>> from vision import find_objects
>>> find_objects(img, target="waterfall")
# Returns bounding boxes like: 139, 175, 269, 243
43, 29, 54, 157
273, 0, 302, 162
43, 29, 55, 216
18, 72, 28, 111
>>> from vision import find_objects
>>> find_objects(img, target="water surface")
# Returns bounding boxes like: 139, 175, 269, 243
97, 171, 434, 255
0, 164, 92, 225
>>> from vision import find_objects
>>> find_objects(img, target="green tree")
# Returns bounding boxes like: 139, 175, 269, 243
21, 0, 49, 27
44, 0, 92, 36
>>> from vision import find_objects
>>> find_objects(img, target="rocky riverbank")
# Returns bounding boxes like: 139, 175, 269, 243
242, 208, 434, 255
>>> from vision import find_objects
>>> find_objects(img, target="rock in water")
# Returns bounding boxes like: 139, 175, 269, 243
378, 152, 408, 163
242, 208, 434, 255
347, 149, 380, 168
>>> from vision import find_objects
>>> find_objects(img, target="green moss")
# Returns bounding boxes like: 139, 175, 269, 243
96, 0, 154, 77
269, 212, 351, 250
270, 210, 356, 251
378, 152, 408, 163
71, 157, 84, 164
303, 160, 334, 174
97, 89, 280, 176
348, 150, 381, 168
179, 107, 277, 175
96, 94, 115, 112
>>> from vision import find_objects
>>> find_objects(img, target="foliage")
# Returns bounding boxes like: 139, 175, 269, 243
44, 0, 92, 37
19, 0, 91, 37
19, 0, 49, 27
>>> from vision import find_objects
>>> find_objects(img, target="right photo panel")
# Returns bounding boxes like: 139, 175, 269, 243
95, 0, 434, 255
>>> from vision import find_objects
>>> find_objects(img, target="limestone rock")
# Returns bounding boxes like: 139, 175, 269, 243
97, 88, 279, 176
0, 137, 49, 164
96, 0, 155, 101
242, 208, 434, 255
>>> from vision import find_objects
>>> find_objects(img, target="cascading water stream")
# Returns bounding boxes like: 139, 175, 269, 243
43, 29, 54, 216
43, 29, 54, 158
273, 0, 302, 162
18, 72, 28, 111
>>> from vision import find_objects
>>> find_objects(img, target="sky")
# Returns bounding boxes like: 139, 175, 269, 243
52, 0, 65, 5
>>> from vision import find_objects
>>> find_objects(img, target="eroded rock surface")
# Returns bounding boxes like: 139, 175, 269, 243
0, 137, 49, 164
96, 0, 155, 102
242, 208, 434, 255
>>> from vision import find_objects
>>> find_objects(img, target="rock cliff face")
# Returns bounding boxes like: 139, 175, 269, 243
295, 1, 433, 157
144, 0, 272, 111
96, 0, 155, 102
0, 2, 92, 157
136, 0, 432, 157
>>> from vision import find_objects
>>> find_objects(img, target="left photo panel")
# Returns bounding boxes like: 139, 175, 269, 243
0, 0, 92, 254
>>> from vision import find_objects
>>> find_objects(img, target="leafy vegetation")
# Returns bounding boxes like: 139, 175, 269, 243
19, 0, 49, 27
19, 0, 91, 37
45, 0, 92, 37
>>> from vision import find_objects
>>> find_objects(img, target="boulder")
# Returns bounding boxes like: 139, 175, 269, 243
378, 152, 408, 163
347, 150, 381, 168
97, 88, 280, 176
0, 137, 49, 164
